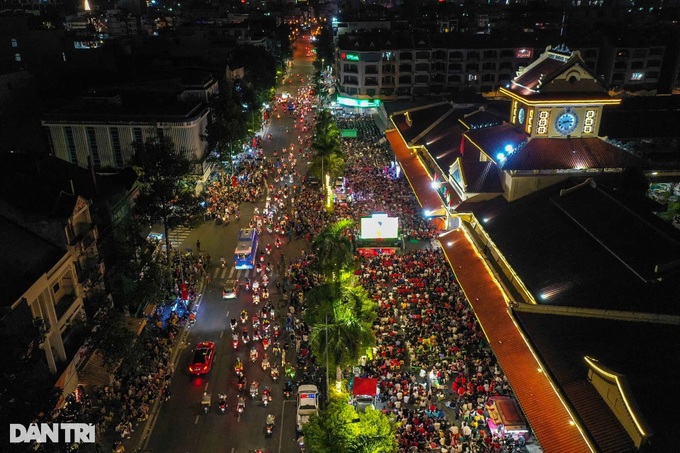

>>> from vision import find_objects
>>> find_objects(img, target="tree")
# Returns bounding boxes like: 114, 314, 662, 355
108, 219, 171, 314
310, 219, 355, 280
303, 395, 398, 453
87, 308, 135, 367
304, 277, 376, 388
130, 134, 201, 262
308, 152, 345, 187
203, 79, 248, 172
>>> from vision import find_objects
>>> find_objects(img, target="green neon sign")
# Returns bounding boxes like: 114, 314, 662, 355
344, 53, 360, 61
336, 96, 381, 108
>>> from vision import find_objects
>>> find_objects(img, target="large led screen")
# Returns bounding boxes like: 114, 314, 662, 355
360, 214, 399, 239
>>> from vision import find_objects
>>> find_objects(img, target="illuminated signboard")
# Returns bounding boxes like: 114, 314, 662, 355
341, 52, 360, 61
515, 48, 533, 59
336, 96, 381, 108
360, 213, 399, 239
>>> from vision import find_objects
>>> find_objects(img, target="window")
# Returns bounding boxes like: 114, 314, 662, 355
86, 127, 100, 167
110, 127, 123, 167
133, 127, 143, 143
11, 38, 18, 48
364, 65, 378, 75
364, 76, 378, 86
15, 53, 21, 62
415, 63, 429, 72
64, 127, 78, 164
399, 52, 412, 60
630, 72, 644, 81
399, 64, 412, 73
52, 282, 61, 295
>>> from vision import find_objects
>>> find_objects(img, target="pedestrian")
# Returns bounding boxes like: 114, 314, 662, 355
196, 239, 201, 252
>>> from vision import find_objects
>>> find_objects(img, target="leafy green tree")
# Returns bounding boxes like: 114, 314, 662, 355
311, 219, 355, 280
87, 308, 135, 367
304, 278, 376, 385
309, 152, 345, 187
203, 79, 248, 172
312, 109, 342, 158
130, 134, 201, 262
0, 315, 61, 451
313, 25, 335, 72
303, 395, 398, 453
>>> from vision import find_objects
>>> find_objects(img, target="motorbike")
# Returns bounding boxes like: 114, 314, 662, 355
253, 329, 262, 342
283, 381, 293, 399
219, 394, 228, 413
237, 376, 247, 392
252, 315, 260, 329
240, 310, 248, 324
262, 288, 269, 301
250, 347, 258, 362
235, 358, 244, 377
265, 414, 275, 437
201, 392, 211, 414
237, 396, 246, 414
242, 329, 250, 345
271, 366, 279, 382
230, 318, 237, 331
253, 294, 260, 305
232, 334, 239, 349
250, 381, 259, 400
262, 336, 270, 350
285, 363, 295, 380
262, 274, 269, 287
275, 239, 281, 249
220, 257, 226, 268
262, 354, 270, 370
266, 244, 271, 256
252, 280, 260, 293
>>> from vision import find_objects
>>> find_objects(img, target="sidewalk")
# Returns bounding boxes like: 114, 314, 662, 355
83, 276, 205, 453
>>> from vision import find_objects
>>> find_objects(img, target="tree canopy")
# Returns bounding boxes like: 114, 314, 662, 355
303, 394, 398, 453
203, 78, 248, 170
130, 134, 201, 260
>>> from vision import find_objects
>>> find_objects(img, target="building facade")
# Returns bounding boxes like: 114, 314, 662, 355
43, 101, 209, 170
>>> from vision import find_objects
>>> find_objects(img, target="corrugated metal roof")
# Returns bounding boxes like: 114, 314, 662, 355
437, 229, 593, 453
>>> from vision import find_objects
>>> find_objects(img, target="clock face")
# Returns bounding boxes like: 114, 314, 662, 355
555, 109, 579, 135
517, 107, 525, 125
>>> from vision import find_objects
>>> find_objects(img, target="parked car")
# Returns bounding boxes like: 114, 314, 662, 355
189, 341, 216, 375
296, 384, 319, 433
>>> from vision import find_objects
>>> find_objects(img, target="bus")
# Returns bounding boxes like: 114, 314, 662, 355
234, 228, 258, 269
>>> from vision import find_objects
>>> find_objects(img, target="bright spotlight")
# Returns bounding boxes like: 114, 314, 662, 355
496, 153, 506, 161
504, 144, 514, 153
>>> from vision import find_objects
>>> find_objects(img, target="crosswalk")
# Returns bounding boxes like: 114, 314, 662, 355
212, 266, 257, 280
168, 226, 192, 251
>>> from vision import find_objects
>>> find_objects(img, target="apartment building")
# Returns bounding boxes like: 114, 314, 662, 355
334, 28, 680, 102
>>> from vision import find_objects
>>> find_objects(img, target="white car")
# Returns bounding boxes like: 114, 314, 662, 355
296, 384, 319, 433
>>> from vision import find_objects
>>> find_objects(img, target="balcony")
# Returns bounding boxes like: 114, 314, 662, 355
55, 292, 78, 321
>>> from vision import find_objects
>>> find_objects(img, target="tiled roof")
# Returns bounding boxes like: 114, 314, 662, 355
385, 129, 448, 213
459, 109, 504, 131
502, 138, 642, 171
455, 181, 680, 315
437, 230, 592, 453
516, 311, 680, 452
460, 161, 504, 193
392, 102, 453, 144
463, 123, 528, 160
511, 56, 566, 95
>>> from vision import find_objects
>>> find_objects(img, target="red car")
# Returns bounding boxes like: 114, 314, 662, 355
189, 341, 216, 375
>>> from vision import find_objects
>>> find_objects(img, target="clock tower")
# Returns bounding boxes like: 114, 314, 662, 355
502, 45, 620, 139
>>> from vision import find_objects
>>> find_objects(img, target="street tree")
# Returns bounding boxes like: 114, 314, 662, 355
130, 134, 201, 262
87, 308, 135, 367
310, 219, 355, 280
203, 79, 248, 172
308, 152, 345, 187
303, 395, 398, 453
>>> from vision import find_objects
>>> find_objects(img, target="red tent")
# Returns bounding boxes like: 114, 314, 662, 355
352, 377, 378, 397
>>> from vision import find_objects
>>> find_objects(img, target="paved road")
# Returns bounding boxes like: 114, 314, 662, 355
140, 37, 316, 453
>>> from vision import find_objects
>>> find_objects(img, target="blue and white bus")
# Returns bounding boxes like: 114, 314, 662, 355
234, 228, 258, 269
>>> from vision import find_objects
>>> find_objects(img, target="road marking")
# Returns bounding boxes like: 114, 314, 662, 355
194, 415, 200, 425
279, 400, 295, 453
212, 267, 219, 278
229, 267, 235, 278
220, 268, 227, 279
204, 382, 209, 392
220, 331, 223, 339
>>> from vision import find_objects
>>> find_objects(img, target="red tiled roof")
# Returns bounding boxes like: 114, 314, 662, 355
503, 137, 641, 171
386, 129, 461, 212
437, 229, 593, 453
511, 57, 566, 95
464, 124, 528, 160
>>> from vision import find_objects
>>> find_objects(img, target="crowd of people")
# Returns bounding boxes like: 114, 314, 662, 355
205, 159, 269, 224
356, 249, 523, 452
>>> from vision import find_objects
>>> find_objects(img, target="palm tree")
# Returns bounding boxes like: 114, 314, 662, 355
309, 152, 345, 185
311, 219, 355, 281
